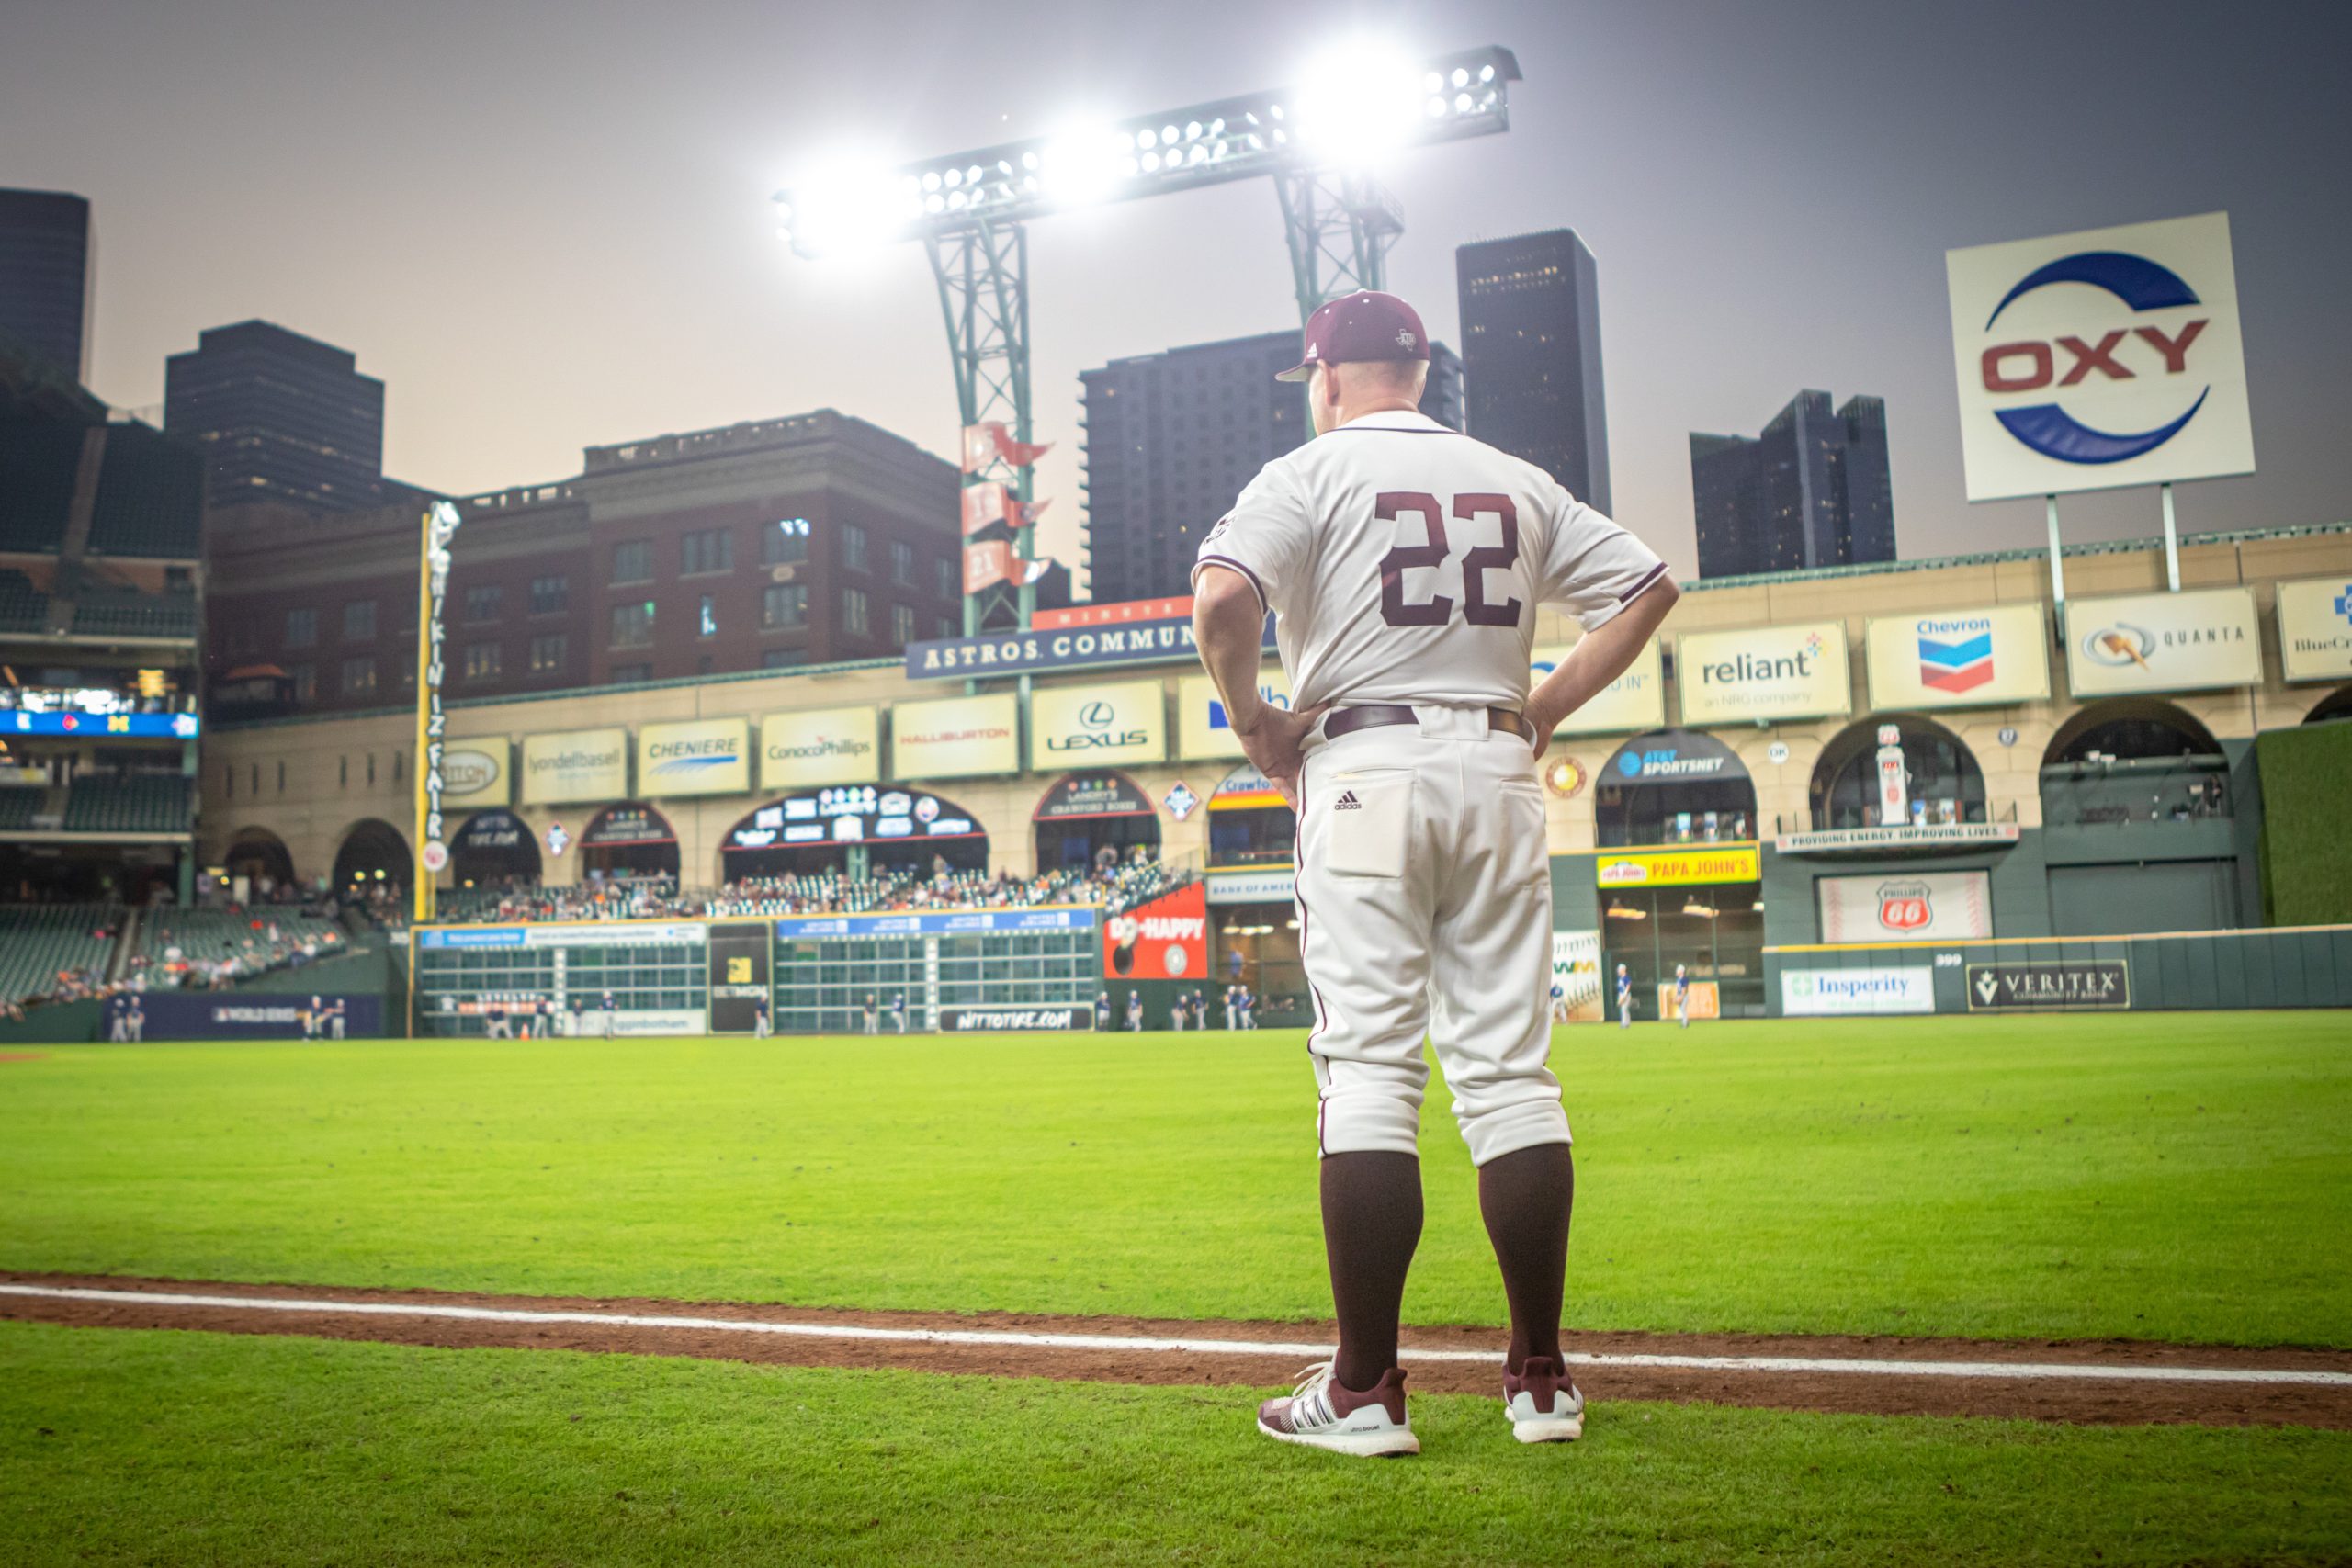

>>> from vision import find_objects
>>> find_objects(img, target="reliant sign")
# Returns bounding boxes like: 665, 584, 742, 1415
1677, 622, 1852, 726
1176, 673, 1294, 761
2063, 586, 2260, 696
1028, 680, 1167, 771
1532, 637, 1666, 735
2275, 576, 2352, 683
760, 705, 879, 790
888, 694, 1019, 781
636, 718, 751, 798
1946, 212, 2255, 501
1864, 605, 2051, 712
521, 728, 629, 805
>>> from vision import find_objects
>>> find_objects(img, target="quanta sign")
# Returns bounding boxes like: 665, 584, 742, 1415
2063, 586, 2260, 696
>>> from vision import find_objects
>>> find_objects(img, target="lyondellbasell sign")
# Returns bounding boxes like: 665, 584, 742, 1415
1946, 212, 2255, 501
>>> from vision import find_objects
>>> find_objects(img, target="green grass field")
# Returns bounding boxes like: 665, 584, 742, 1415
4, 1013, 2349, 1564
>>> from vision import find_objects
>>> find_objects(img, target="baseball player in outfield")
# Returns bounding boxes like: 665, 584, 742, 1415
1193, 289, 1677, 1458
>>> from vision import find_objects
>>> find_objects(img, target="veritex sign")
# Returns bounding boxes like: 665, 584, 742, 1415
1966, 960, 2131, 1011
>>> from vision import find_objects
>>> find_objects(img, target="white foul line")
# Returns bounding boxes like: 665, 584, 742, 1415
3, 1283, 2347, 1389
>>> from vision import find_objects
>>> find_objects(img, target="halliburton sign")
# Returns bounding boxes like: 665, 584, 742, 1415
1966, 960, 2131, 1011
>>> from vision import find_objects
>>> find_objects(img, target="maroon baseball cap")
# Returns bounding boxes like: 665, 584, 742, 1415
1275, 290, 1431, 382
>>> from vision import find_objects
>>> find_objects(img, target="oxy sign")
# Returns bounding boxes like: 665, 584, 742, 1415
1947, 212, 2255, 501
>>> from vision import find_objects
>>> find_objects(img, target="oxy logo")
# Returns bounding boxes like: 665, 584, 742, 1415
1979, 251, 2210, 465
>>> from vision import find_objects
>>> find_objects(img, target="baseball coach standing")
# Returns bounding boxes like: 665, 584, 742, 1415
1191, 289, 1679, 1458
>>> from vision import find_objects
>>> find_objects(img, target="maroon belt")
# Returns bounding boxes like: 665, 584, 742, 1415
1322, 705, 1534, 743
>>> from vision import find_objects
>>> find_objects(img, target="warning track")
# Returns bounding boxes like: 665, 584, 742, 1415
5, 1273, 2347, 1428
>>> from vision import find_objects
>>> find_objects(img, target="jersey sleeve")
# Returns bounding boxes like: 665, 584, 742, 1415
1537, 490, 1671, 631
1190, 462, 1311, 615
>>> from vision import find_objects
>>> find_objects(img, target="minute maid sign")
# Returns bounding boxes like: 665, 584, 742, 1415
635, 718, 751, 798
1677, 621, 1852, 725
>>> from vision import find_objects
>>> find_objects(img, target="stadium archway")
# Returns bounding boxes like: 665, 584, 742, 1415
224, 826, 297, 894
1808, 715, 1987, 831
331, 818, 410, 894
1594, 730, 1762, 1020
719, 786, 988, 884
449, 808, 541, 888
1033, 771, 1159, 874
579, 802, 681, 880
2305, 684, 2352, 725
2040, 699, 2228, 827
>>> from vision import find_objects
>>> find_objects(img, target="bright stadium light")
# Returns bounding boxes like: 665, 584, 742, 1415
770, 43, 1521, 257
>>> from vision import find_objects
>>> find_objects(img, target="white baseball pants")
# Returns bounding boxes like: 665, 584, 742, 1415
1295, 705, 1569, 1168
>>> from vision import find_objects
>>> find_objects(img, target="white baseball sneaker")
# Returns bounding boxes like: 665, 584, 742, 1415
1256, 1362, 1419, 1458
1502, 1356, 1585, 1442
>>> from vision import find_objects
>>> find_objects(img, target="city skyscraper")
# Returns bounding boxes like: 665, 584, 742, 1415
164, 320, 385, 512
1456, 229, 1611, 513
1690, 390, 1896, 579
0, 189, 94, 384
1079, 327, 1464, 604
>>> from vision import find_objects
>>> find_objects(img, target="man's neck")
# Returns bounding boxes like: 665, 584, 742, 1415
1330, 398, 1425, 432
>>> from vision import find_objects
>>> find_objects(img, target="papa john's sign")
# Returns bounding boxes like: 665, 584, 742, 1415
1947, 212, 2255, 502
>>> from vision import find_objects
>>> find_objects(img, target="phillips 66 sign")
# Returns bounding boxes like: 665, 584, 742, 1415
1946, 212, 2255, 501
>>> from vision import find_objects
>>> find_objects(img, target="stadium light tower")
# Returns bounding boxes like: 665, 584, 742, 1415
774, 42, 1521, 634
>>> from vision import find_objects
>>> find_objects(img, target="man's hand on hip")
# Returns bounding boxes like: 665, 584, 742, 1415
1231, 701, 1329, 807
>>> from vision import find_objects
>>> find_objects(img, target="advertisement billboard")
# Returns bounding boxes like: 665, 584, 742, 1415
1946, 211, 2255, 501
1532, 638, 1666, 735
2275, 576, 2352, 684
1676, 623, 1852, 726
1029, 680, 1167, 771
729, 787, 983, 852
760, 705, 880, 790
1550, 931, 1603, 1023
1816, 870, 1993, 943
1863, 606, 2051, 711
2063, 586, 2261, 696
1594, 844, 1760, 888
889, 694, 1019, 781
1176, 673, 1294, 760
440, 743, 512, 807
940, 1006, 1091, 1032
636, 718, 751, 798
1034, 773, 1154, 821
1780, 966, 1935, 1016
521, 728, 629, 805
1966, 960, 2131, 1011
1102, 881, 1208, 981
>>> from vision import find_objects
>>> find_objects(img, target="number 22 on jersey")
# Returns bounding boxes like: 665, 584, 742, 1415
1375, 491, 1523, 629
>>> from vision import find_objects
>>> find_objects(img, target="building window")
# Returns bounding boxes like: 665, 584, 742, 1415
277, 761, 286, 793
465, 584, 503, 623
934, 557, 956, 599
222, 762, 232, 799
699, 594, 718, 637
338, 756, 347, 788
762, 583, 807, 629
889, 539, 916, 587
890, 603, 916, 648
290, 663, 316, 703
285, 607, 317, 649
463, 642, 503, 681
366, 753, 376, 786
935, 615, 957, 639
528, 574, 568, 615
530, 633, 567, 673
842, 587, 869, 637
343, 600, 376, 641
762, 647, 806, 671
612, 539, 652, 584
610, 661, 651, 684
682, 527, 733, 576
610, 600, 655, 648
341, 657, 377, 697
393, 751, 402, 784
762, 518, 810, 565
842, 523, 868, 573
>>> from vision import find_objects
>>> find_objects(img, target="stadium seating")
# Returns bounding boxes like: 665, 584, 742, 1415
62, 773, 192, 834
0, 905, 120, 1006
70, 590, 199, 639
0, 786, 44, 829
0, 420, 85, 554
138, 908, 345, 981
84, 423, 202, 558
0, 569, 51, 634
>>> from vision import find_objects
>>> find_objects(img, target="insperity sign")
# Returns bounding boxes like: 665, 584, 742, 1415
1946, 212, 2255, 501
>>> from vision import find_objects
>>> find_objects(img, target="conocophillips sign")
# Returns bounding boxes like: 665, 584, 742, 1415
2064, 586, 2260, 696
636, 718, 750, 798
1946, 211, 2256, 501
760, 705, 879, 789
521, 728, 629, 805
1029, 681, 1167, 771
1677, 622, 1851, 726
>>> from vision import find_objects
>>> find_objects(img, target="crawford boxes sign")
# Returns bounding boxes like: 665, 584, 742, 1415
1946, 212, 2255, 501
1966, 960, 2131, 1011
1676, 622, 1852, 726
1864, 605, 2051, 711
2063, 586, 2260, 696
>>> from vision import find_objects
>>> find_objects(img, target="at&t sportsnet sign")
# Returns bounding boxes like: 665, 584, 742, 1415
1946, 213, 2255, 501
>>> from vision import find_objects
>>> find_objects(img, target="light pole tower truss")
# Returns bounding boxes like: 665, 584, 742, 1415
925, 220, 1035, 635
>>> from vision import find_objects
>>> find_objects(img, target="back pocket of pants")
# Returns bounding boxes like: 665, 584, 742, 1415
1318, 771, 1411, 878
1500, 779, 1547, 886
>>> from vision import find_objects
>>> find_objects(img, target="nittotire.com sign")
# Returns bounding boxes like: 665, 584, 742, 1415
941, 1007, 1090, 1032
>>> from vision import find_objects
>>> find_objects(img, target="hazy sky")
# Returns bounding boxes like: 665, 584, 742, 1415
6, 0, 2346, 585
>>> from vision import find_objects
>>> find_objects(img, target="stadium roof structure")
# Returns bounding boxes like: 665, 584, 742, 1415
1679, 520, 2352, 593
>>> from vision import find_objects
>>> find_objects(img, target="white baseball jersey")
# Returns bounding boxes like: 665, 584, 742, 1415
1192, 411, 1666, 713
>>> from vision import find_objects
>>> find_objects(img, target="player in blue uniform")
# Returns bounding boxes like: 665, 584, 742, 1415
1095, 991, 1113, 1031
1615, 964, 1633, 1029
1674, 964, 1691, 1029
890, 992, 908, 1033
